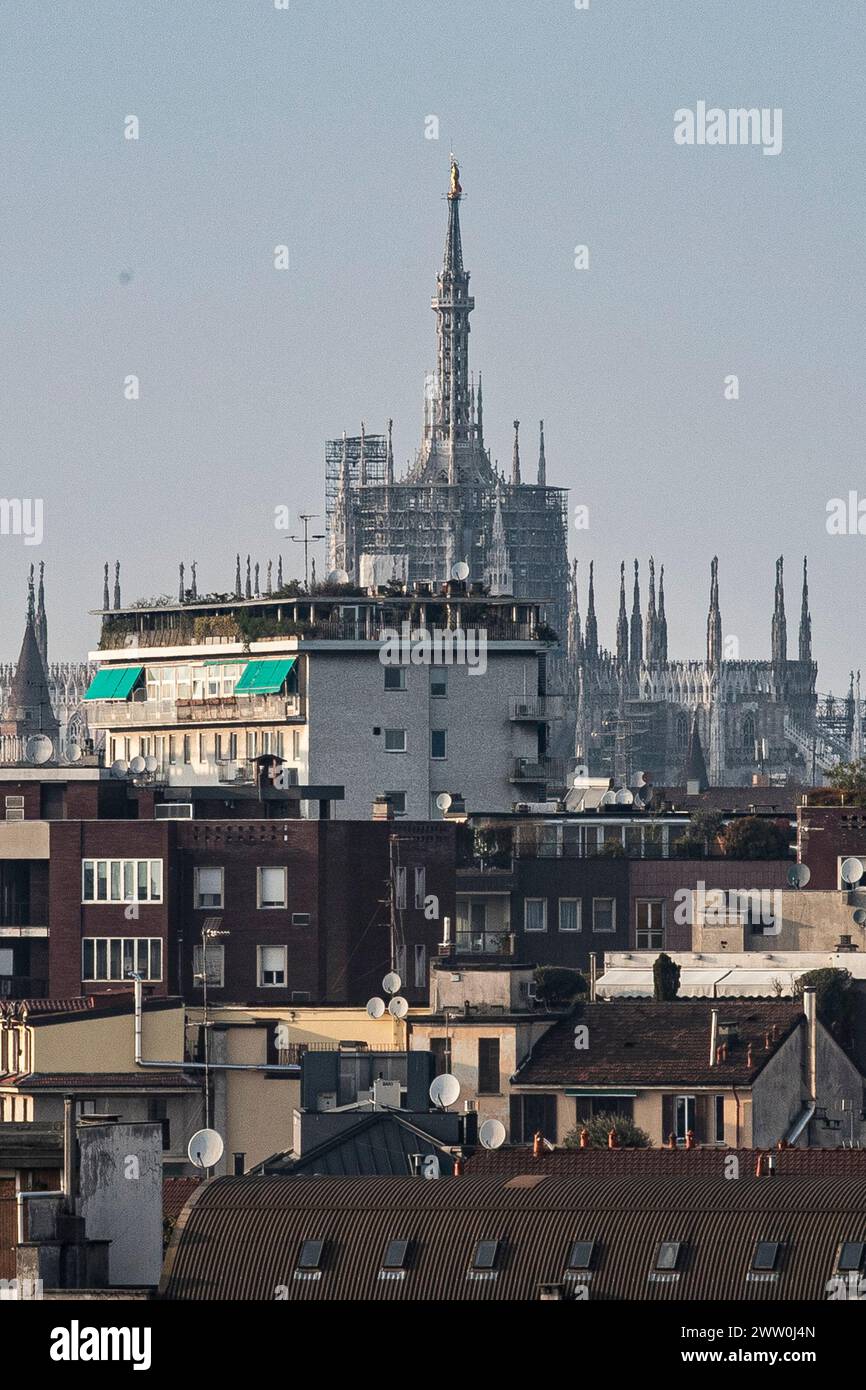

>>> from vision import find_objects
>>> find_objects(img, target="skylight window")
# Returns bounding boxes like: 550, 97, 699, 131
752, 1241, 780, 1272
837, 1242, 865, 1273
655, 1241, 681, 1271
472, 1240, 500, 1270
383, 1240, 410, 1270
567, 1240, 595, 1271
297, 1239, 324, 1271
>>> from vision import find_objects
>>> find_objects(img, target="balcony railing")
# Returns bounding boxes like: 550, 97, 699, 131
508, 696, 565, 722
509, 757, 567, 785
0, 976, 47, 999
89, 693, 304, 727
455, 931, 513, 956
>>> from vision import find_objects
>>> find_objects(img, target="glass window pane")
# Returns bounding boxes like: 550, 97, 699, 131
82, 939, 94, 979
95, 939, 108, 979
136, 939, 149, 973
150, 861, 162, 900
123, 861, 135, 901
122, 940, 135, 978
110, 939, 122, 979
110, 862, 121, 901
150, 939, 162, 981
83, 862, 94, 901
96, 862, 108, 901
137, 861, 148, 901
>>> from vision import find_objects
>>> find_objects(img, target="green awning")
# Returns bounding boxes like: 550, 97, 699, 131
233, 657, 296, 695
84, 666, 143, 701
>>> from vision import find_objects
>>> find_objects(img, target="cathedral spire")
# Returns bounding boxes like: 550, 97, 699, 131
234, 554, 242, 599
103, 562, 110, 612
706, 556, 722, 670
657, 564, 668, 663
645, 556, 657, 667
476, 372, 483, 441
113, 561, 121, 610
772, 555, 787, 665
630, 559, 642, 667
568, 558, 582, 668
386, 418, 394, 486
36, 561, 47, 665
798, 556, 811, 664
537, 420, 546, 486
616, 561, 628, 668
584, 561, 598, 662
359, 421, 367, 486
511, 420, 521, 486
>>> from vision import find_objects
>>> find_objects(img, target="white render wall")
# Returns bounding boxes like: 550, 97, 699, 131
305, 644, 545, 819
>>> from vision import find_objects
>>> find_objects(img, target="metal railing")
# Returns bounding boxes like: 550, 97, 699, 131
508, 696, 565, 721
89, 693, 304, 727
509, 757, 567, 784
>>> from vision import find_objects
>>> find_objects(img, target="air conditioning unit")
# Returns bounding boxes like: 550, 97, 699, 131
372, 1078, 402, 1108
5, 796, 24, 822
155, 803, 193, 820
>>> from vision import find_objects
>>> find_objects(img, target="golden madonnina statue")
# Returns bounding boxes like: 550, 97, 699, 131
449, 158, 462, 197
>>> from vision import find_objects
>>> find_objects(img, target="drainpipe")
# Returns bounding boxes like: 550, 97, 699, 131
133, 976, 299, 1074
709, 1008, 719, 1067
589, 953, 597, 1003
62, 1096, 76, 1210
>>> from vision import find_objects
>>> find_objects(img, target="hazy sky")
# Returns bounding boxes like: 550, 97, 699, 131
1, 1, 863, 693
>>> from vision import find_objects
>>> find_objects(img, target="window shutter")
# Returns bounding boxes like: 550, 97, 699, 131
693, 1095, 709, 1144
543, 1094, 557, 1143
509, 1096, 522, 1143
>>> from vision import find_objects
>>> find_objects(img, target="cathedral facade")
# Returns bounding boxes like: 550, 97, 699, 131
568, 553, 820, 787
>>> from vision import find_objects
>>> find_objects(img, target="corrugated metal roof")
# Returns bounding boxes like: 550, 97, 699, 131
161, 1173, 866, 1301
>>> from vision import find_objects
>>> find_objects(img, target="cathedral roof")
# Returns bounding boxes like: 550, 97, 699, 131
2, 617, 59, 738
681, 713, 709, 791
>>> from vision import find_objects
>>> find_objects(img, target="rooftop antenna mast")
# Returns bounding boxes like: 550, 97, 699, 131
288, 513, 325, 590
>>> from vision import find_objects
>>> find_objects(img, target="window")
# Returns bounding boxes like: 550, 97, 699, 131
82, 938, 162, 982
82, 859, 163, 903
291, 912, 311, 927
147, 1099, 170, 1151
510, 1093, 557, 1144
297, 1240, 324, 1271
524, 898, 547, 932
431, 730, 447, 759
592, 898, 616, 933
472, 1240, 500, 1271
258, 866, 287, 909
575, 1096, 634, 1123
193, 942, 224, 988
414, 866, 426, 908
430, 1037, 451, 1075
558, 898, 581, 932
385, 791, 406, 816
413, 944, 426, 989
258, 945, 287, 987
635, 899, 664, 950
713, 1095, 725, 1144
384, 667, 406, 691
194, 867, 224, 909
431, 668, 447, 698
478, 1038, 500, 1095
837, 1242, 865, 1273
567, 1241, 595, 1272
675, 1095, 696, 1143
655, 1242, 681, 1271
752, 1241, 781, 1272
394, 866, 407, 909
384, 728, 407, 753
382, 1240, 410, 1271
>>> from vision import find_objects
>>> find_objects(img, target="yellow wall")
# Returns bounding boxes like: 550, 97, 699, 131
34, 1006, 186, 1074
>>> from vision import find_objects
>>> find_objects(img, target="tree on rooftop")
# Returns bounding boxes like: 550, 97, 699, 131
688, 809, 725, 855
826, 760, 866, 803
533, 966, 586, 1007
564, 1113, 650, 1149
794, 968, 856, 1053
653, 952, 680, 1001
721, 816, 791, 860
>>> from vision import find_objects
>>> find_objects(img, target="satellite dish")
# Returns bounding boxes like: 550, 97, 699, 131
853, 909, 866, 926
382, 972, 401, 995
435, 792, 453, 812
144, 755, 159, 773
389, 996, 409, 1019
110, 758, 129, 778
25, 734, 53, 765
66, 742, 82, 763
129, 755, 146, 775
366, 997, 386, 1020
326, 568, 349, 585
787, 864, 811, 889
479, 1118, 507, 1150
429, 1073, 460, 1109
615, 789, 634, 805
187, 1128, 224, 1169
841, 857, 864, 886
451, 561, 470, 581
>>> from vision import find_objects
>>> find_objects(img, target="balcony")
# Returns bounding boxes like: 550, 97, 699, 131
89, 692, 305, 728
509, 757, 567, 785
508, 696, 565, 722
455, 931, 514, 956
0, 976, 47, 999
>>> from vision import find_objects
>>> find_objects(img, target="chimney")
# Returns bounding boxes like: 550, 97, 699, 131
533, 1131, 542, 1158
440, 915, 452, 950
803, 985, 818, 1103
62, 1096, 77, 1211
709, 1008, 719, 1067
607, 1126, 619, 1149
372, 795, 394, 821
